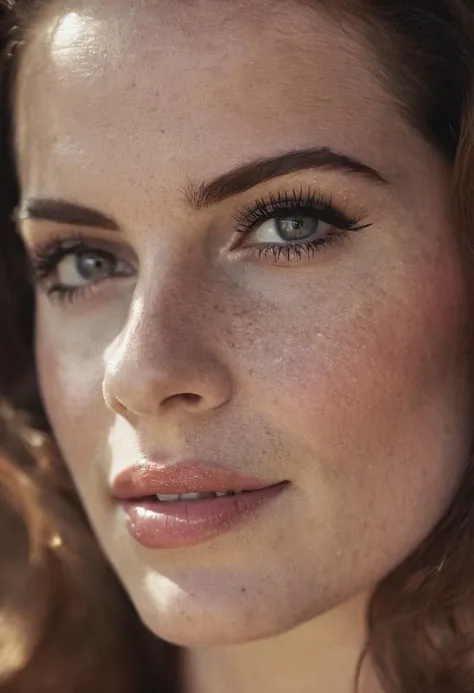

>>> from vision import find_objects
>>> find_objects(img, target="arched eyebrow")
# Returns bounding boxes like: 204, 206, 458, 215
15, 199, 120, 230
16, 146, 387, 230
185, 146, 387, 211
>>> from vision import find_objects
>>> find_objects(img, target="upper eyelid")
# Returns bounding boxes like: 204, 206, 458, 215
233, 188, 368, 228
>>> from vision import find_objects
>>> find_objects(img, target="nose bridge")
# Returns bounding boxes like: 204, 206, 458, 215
134, 275, 197, 360
103, 265, 232, 418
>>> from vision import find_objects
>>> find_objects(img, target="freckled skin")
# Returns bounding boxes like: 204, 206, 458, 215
15, 0, 474, 659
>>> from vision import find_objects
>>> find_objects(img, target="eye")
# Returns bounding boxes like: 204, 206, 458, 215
56, 249, 119, 287
28, 234, 137, 304
250, 215, 330, 245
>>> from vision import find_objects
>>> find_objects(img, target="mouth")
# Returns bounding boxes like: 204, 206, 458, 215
111, 462, 288, 549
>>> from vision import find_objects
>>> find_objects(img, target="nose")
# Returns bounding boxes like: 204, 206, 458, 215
102, 286, 232, 422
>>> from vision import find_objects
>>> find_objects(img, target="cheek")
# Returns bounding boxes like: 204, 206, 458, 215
35, 295, 118, 474
232, 241, 472, 511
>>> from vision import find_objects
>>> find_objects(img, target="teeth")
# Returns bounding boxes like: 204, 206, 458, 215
180, 492, 214, 501
155, 490, 245, 502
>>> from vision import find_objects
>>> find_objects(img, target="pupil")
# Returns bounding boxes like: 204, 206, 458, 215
276, 217, 318, 241
77, 253, 112, 280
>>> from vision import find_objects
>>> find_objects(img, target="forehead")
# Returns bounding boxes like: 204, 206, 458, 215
14, 0, 403, 211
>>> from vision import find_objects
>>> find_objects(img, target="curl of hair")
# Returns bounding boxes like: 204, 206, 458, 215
1, 2, 474, 693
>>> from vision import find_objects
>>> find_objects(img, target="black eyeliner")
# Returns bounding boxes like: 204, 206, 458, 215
233, 186, 371, 235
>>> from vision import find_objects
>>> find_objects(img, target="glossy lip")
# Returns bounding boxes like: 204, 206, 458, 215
111, 461, 278, 498
111, 461, 289, 550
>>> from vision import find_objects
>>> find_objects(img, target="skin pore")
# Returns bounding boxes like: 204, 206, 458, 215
12, 0, 474, 692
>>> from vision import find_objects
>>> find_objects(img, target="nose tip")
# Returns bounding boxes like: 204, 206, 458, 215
104, 379, 228, 420
103, 345, 233, 421
102, 285, 233, 422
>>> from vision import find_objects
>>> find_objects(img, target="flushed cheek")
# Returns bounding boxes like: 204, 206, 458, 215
236, 261, 471, 481
226, 273, 471, 568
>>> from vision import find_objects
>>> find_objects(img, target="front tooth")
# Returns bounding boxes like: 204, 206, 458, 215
180, 492, 202, 500
155, 491, 243, 502
179, 492, 215, 500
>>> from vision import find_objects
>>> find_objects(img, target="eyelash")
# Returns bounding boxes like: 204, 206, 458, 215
233, 187, 370, 261
28, 187, 371, 304
28, 231, 126, 304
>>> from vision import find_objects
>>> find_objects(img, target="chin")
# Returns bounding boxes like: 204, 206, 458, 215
137, 605, 305, 648
127, 577, 333, 648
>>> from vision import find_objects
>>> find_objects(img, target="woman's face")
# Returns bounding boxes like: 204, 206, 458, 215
14, 0, 474, 646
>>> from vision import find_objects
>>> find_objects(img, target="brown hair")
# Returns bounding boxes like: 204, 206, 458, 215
1, 1, 474, 692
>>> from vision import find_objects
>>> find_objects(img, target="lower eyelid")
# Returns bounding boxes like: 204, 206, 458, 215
235, 232, 348, 265
42, 271, 136, 305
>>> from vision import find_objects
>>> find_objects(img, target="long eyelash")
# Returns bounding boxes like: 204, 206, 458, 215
27, 230, 89, 283
233, 185, 370, 234
255, 238, 341, 263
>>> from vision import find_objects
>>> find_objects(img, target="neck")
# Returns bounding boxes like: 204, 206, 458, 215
182, 591, 383, 693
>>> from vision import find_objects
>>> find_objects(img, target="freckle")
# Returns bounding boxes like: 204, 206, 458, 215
241, 588, 246, 593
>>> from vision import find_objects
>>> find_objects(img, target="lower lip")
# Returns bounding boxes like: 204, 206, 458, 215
120, 483, 287, 549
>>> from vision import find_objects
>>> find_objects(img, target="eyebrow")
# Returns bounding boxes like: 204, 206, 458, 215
186, 146, 387, 210
15, 199, 120, 231
17, 146, 387, 230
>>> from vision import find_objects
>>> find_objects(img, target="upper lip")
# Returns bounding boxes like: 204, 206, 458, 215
111, 461, 280, 499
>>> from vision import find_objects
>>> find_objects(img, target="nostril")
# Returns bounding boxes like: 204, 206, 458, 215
104, 388, 129, 415
162, 392, 203, 410
181, 393, 202, 405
